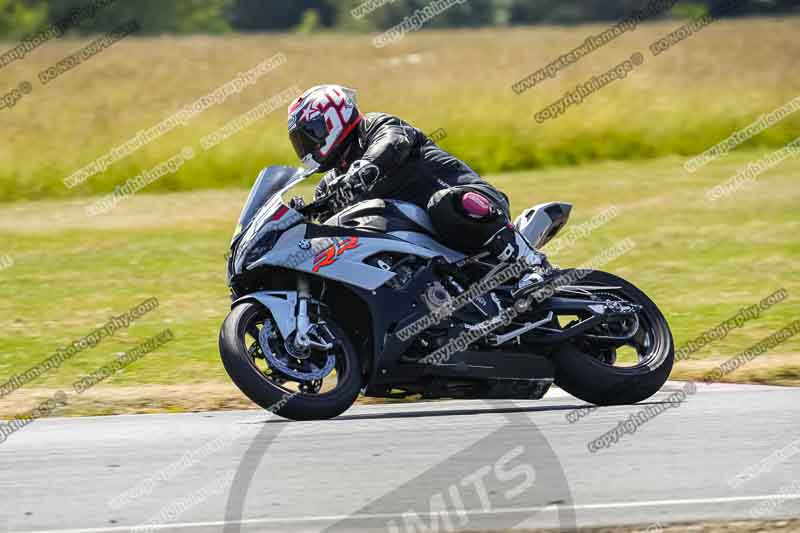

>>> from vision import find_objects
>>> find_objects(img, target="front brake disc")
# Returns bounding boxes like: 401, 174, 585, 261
259, 324, 336, 381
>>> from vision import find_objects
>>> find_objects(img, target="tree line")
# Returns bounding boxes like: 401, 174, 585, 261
1, 0, 797, 37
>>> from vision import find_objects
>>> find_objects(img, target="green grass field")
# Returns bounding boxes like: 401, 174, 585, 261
0, 149, 798, 415
0, 17, 798, 202
0, 16, 798, 415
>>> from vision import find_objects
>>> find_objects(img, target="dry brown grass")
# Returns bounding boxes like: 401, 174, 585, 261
1, 17, 798, 200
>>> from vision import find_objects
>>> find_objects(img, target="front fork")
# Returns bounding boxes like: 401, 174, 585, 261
293, 274, 333, 352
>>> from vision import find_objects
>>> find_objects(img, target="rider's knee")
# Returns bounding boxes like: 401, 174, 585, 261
427, 186, 509, 253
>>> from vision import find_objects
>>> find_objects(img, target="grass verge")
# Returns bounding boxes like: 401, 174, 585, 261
0, 150, 797, 417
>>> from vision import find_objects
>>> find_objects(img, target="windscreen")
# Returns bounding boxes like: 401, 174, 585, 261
233, 166, 303, 242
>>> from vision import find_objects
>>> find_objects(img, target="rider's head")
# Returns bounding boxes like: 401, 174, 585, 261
287, 85, 362, 173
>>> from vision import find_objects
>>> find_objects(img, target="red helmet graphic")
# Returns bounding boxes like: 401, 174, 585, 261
288, 85, 362, 172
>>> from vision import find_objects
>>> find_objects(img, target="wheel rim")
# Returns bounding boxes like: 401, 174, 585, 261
242, 307, 350, 398
568, 285, 668, 371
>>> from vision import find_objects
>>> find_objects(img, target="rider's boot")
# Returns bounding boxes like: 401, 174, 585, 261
484, 224, 546, 268
483, 224, 551, 294
483, 224, 520, 263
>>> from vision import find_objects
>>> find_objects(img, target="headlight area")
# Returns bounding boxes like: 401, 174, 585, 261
242, 232, 278, 269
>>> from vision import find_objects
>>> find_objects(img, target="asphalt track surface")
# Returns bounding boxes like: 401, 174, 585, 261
1, 382, 799, 532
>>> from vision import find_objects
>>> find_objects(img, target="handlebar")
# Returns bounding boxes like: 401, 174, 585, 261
298, 194, 335, 219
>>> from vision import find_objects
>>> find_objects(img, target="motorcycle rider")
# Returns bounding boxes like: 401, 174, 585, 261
287, 84, 535, 265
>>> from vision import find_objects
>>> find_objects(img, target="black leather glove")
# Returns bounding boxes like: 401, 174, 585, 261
329, 160, 381, 212
315, 170, 339, 201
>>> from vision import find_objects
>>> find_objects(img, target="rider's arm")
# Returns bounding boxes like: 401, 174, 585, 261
328, 114, 422, 209
359, 114, 417, 178
359, 114, 422, 196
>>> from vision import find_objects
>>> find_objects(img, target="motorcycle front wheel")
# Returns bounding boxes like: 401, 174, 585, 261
219, 302, 362, 420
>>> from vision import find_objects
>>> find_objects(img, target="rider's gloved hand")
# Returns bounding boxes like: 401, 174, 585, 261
330, 160, 381, 212
315, 170, 339, 201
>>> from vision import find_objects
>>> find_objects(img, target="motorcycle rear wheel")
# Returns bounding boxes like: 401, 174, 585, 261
550, 270, 674, 405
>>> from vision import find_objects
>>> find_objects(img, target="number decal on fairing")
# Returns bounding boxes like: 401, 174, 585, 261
313, 246, 337, 272
312, 237, 361, 272
336, 237, 359, 254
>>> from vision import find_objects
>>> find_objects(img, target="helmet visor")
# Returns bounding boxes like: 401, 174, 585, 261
289, 127, 317, 162
288, 113, 328, 160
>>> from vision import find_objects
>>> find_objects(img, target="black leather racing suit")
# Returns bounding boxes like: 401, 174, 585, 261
316, 112, 511, 252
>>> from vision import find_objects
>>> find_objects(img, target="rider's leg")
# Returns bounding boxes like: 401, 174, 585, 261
427, 184, 523, 263
458, 184, 545, 268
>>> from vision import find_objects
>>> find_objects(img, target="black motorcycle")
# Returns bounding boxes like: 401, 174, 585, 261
220, 166, 674, 420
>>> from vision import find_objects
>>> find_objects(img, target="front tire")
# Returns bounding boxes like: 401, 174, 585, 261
551, 270, 674, 405
219, 302, 362, 420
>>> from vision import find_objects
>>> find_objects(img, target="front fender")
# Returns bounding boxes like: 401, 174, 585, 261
231, 291, 297, 339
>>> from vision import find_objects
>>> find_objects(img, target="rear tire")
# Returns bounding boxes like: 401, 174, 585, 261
219, 302, 362, 420
551, 270, 674, 405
